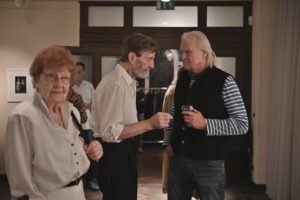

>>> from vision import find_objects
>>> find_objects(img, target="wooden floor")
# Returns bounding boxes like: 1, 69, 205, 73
1, 143, 271, 200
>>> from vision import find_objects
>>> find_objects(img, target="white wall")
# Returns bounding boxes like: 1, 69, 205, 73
252, 0, 279, 184
0, 0, 80, 174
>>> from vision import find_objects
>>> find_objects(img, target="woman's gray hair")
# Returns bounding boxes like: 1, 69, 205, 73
181, 31, 217, 68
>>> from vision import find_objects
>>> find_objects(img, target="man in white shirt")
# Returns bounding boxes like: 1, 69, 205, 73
91, 33, 172, 200
72, 62, 94, 129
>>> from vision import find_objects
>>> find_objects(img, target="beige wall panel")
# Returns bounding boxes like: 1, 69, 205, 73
0, 1, 79, 174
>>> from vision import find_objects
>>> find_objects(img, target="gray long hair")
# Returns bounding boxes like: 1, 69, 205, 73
181, 31, 217, 68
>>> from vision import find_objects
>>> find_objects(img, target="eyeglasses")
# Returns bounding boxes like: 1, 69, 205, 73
43, 72, 71, 84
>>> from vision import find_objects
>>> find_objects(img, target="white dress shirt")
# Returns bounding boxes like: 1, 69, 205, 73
90, 64, 137, 143
5, 92, 90, 200
72, 80, 94, 104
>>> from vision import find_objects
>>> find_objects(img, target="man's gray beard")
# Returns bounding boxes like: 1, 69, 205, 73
135, 71, 147, 79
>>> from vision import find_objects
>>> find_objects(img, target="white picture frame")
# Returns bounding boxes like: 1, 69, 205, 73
7, 68, 35, 102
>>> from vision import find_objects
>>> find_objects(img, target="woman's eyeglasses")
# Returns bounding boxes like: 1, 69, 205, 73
43, 72, 71, 84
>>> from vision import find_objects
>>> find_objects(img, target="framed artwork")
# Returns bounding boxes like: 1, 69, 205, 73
7, 68, 35, 102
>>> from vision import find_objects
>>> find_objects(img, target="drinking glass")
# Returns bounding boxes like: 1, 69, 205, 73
181, 105, 194, 112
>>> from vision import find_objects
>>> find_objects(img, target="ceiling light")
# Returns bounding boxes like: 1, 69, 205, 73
15, 0, 26, 8
157, 0, 175, 10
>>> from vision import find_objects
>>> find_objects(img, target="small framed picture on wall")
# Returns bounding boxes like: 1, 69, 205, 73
7, 68, 35, 102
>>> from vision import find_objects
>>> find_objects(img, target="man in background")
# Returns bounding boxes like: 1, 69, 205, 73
73, 62, 94, 129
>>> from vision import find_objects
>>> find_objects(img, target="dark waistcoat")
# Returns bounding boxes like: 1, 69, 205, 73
172, 67, 232, 160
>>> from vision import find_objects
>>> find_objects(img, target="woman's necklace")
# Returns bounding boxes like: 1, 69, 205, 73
57, 120, 63, 127
53, 111, 64, 127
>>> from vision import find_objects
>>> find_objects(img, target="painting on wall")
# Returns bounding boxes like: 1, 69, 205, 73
7, 68, 35, 102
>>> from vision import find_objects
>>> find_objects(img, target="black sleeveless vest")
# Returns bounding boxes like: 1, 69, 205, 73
172, 67, 232, 160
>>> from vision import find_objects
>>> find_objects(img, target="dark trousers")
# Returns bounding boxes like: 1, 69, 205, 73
98, 140, 137, 200
168, 156, 226, 200
83, 159, 98, 181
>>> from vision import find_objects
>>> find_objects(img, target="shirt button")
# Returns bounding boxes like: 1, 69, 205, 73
181, 140, 185, 144
74, 153, 77, 156
182, 126, 186, 131
76, 162, 79, 165
71, 144, 74, 146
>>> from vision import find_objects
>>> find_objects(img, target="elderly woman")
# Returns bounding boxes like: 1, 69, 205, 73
5, 45, 103, 200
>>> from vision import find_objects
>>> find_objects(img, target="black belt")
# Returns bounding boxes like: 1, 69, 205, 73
64, 177, 81, 187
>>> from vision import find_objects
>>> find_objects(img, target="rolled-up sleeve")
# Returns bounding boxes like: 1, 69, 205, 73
91, 84, 125, 143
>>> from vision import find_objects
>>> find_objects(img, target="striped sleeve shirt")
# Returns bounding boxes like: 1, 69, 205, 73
163, 76, 249, 146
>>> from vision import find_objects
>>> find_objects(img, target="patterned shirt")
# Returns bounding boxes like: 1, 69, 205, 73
67, 88, 88, 124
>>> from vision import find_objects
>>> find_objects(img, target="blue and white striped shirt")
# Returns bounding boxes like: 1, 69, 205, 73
163, 76, 248, 146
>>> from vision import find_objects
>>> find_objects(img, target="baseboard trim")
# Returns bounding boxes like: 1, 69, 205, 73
252, 183, 267, 191
242, 181, 267, 191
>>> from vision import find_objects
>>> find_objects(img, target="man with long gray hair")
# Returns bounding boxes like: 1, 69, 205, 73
163, 31, 249, 200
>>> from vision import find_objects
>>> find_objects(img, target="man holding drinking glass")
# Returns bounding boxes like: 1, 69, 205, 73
163, 31, 249, 200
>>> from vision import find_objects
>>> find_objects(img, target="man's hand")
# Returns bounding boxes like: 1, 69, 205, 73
182, 109, 207, 130
119, 112, 172, 140
148, 112, 172, 129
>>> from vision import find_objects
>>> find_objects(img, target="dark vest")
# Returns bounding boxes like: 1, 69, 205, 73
172, 67, 232, 160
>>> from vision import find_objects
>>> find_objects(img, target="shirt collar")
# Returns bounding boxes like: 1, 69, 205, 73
116, 64, 136, 86
33, 91, 72, 124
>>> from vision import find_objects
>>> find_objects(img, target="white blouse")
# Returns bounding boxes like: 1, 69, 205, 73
5, 92, 90, 199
